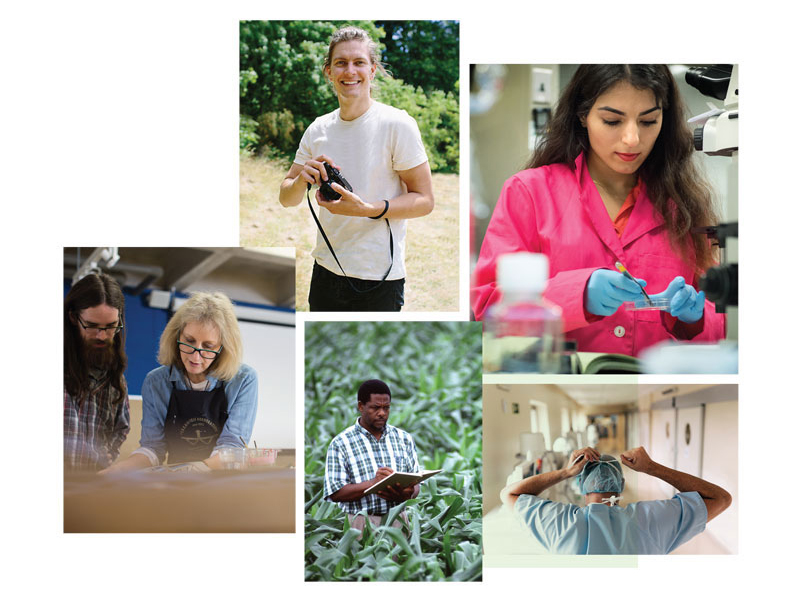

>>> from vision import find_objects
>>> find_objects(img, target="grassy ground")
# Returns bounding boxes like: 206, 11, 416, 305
240, 153, 459, 312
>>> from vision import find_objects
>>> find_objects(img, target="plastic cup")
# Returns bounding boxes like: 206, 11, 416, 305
247, 448, 278, 467
218, 447, 248, 470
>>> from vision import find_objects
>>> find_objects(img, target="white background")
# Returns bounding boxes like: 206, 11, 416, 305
2, 1, 797, 586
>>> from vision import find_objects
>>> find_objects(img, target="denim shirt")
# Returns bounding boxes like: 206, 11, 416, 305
131, 363, 258, 466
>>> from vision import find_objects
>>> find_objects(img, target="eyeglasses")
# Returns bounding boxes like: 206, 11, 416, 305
76, 315, 124, 336
178, 340, 223, 359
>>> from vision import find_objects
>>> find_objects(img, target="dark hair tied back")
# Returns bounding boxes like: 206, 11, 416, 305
529, 65, 718, 272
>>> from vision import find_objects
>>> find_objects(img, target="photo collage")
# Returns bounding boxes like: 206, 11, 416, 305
57, 17, 746, 586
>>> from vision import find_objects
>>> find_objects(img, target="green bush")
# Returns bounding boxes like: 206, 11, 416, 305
256, 110, 305, 154
239, 115, 259, 153
376, 21, 460, 96
304, 322, 482, 582
374, 77, 459, 173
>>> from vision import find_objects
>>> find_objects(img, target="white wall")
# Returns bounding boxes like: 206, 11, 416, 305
641, 388, 738, 553
701, 400, 738, 553
483, 384, 584, 513
239, 319, 295, 449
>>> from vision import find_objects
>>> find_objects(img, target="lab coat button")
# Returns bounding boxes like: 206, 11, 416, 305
614, 326, 626, 338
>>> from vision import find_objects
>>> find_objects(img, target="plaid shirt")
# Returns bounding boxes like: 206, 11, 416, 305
324, 419, 419, 514
63, 370, 130, 471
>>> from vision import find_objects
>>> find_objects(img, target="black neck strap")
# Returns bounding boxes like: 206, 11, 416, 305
306, 185, 394, 293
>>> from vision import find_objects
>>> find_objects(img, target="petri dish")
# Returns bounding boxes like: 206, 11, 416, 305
623, 297, 671, 311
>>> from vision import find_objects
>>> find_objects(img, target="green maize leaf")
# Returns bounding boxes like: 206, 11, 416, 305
313, 547, 346, 570
450, 555, 483, 582
382, 502, 407, 530
333, 555, 347, 578
410, 509, 422, 554
375, 524, 415, 556
337, 526, 363, 556
397, 555, 424, 578
373, 555, 401, 581
424, 518, 442, 534
426, 558, 446, 580
304, 531, 330, 549
443, 528, 452, 570
304, 487, 324, 511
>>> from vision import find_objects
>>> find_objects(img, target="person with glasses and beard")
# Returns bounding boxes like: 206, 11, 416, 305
64, 273, 130, 471
104, 292, 258, 472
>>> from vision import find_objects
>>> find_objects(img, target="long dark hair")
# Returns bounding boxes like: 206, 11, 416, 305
64, 273, 128, 402
528, 64, 719, 272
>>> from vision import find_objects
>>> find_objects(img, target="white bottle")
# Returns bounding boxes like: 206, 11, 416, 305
483, 253, 563, 373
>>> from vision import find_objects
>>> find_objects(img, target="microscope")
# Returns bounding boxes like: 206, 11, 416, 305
640, 65, 739, 373
686, 64, 739, 341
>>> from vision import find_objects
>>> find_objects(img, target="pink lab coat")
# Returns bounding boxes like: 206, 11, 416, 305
472, 153, 725, 356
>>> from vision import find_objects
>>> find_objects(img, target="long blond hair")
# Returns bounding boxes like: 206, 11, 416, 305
158, 292, 243, 381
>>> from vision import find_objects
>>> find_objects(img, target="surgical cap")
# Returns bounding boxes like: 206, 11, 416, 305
578, 455, 625, 495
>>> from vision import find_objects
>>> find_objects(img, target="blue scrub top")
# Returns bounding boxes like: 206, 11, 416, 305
514, 491, 707, 554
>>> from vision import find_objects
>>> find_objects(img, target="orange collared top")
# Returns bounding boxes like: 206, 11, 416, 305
613, 179, 642, 237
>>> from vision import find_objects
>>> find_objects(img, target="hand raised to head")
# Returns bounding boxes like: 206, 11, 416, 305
620, 447, 654, 473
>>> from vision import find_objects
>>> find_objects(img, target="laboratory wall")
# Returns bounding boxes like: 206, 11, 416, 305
471, 64, 560, 243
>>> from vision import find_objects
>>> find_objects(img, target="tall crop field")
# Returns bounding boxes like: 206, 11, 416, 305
304, 321, 482, 581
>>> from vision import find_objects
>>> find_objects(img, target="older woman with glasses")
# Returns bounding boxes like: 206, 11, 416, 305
103, 292, 258, 472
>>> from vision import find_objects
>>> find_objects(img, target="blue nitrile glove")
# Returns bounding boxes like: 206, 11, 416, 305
651, 276, 705, 323
585, 269, 647, 316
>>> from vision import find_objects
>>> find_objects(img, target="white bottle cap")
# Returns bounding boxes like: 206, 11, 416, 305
497, 252, 549, 293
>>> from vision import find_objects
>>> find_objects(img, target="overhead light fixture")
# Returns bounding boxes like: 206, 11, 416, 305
72, 247, 119, 285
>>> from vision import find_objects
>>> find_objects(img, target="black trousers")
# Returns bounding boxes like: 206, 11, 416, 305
308, 262, 404, 312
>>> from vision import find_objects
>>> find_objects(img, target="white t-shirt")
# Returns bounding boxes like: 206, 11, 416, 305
294, 101, 428, 280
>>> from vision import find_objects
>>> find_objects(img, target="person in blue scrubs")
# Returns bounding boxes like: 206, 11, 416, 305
500, 446, 732, 554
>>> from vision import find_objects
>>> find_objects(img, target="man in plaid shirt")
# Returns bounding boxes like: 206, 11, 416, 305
63, 273, 130, 471
324, 379, 419, 529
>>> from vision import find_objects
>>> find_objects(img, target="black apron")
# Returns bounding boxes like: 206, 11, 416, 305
164, 380, 229, 464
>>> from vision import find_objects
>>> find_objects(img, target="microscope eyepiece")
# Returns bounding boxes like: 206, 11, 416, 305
685, 65, 733, 101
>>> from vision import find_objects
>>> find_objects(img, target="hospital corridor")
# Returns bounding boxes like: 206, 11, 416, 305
482, 383, 738, 561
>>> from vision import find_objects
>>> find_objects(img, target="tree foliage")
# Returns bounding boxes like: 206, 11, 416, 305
376, 21, 459, 96
239, 20, 459, 173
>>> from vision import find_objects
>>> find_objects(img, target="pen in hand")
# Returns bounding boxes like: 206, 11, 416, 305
614, 261, 652, 304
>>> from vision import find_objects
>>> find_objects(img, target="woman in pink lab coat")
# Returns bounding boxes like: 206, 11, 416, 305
473, 65, 725, 357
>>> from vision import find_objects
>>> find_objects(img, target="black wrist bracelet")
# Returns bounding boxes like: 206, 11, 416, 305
368, 199, 389, 220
